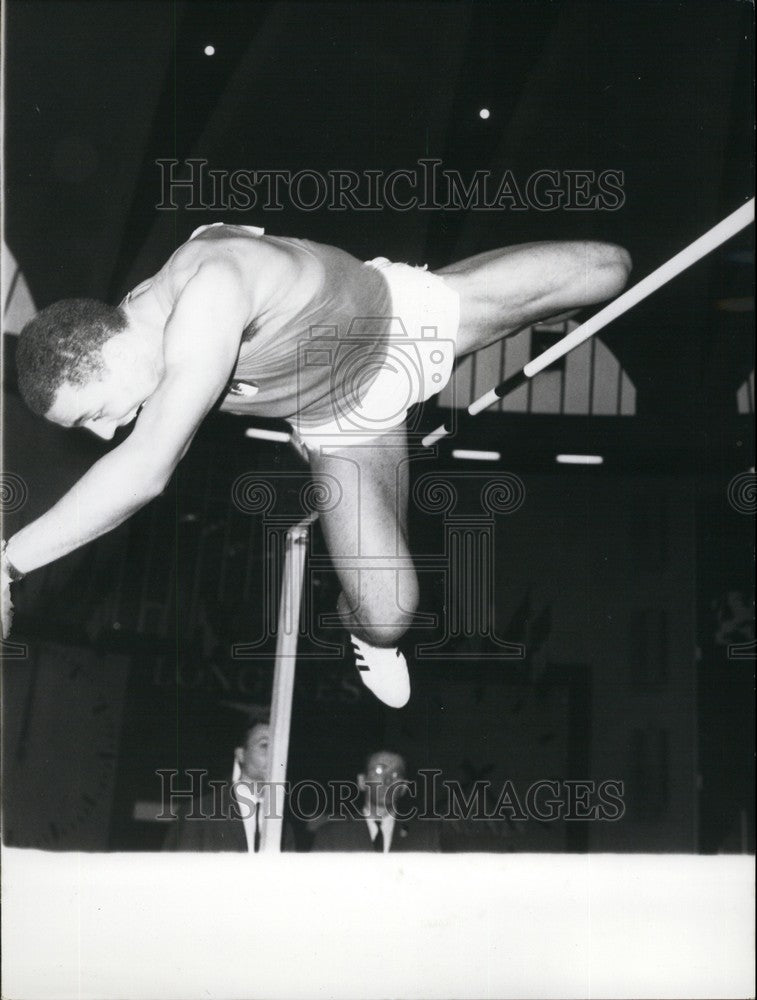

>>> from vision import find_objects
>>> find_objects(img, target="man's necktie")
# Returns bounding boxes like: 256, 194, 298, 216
254, 800, 261, 853
373, 820, 384, 853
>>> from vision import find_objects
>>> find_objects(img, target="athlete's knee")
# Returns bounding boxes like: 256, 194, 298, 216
357, 619, 411, 648
339, 577, 419, 648
592, 242, 632, 295
370, 583, 418, 645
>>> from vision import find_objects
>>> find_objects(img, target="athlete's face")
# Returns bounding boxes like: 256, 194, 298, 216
46, 335, 156, 440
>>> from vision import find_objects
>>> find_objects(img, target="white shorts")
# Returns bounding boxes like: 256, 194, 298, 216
290, 257, 460, 452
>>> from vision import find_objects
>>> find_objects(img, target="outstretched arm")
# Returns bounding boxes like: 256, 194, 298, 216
4, 261, 247, 576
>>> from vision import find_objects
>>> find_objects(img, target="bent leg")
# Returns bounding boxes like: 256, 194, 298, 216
435, 240, 631, 356
308, 432, 419, 647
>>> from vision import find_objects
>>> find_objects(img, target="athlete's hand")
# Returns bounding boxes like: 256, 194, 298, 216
288, 430, 311, 465
1, 539, 15, 639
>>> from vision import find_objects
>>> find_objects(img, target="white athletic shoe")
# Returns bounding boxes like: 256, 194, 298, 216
350, 634, 411, 708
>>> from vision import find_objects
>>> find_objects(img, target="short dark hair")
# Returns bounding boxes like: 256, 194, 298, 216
236, 719, 270, 749
16, 298, 127, 415
363, 750, 407, 776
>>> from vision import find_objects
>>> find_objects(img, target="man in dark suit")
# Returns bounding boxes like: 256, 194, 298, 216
311, 749, 441, 853
163, 721, 271, 852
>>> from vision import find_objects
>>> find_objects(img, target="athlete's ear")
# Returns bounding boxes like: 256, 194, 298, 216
357, 772, 367, 792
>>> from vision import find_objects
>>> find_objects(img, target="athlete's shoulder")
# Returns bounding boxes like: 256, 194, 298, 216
161, 227, 330, 327
169, 225, 313, 277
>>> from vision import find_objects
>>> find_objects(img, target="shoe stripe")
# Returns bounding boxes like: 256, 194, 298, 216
352, 642, 369, 671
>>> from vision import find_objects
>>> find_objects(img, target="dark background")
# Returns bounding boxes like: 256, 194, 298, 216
2, 0, 754, 853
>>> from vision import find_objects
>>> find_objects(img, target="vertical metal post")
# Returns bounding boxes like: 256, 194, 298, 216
259, 512, 318, 853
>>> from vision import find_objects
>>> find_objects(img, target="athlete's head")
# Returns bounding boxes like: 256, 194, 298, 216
17, 298, 157, 440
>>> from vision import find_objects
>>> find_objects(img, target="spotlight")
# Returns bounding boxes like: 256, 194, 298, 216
204, 45, 215, 56
452, 449, 501, 462
479, 108, 490, 120
245, 427, 292, 443
555, 454, 604, 465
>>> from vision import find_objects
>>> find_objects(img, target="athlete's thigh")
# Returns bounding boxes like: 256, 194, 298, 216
307, 432, 418, 630
435, 240, 625, 356
307, 433, 412, 559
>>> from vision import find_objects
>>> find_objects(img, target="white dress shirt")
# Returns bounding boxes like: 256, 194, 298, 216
231, 759, 261, 853
363, 810, 395, 853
